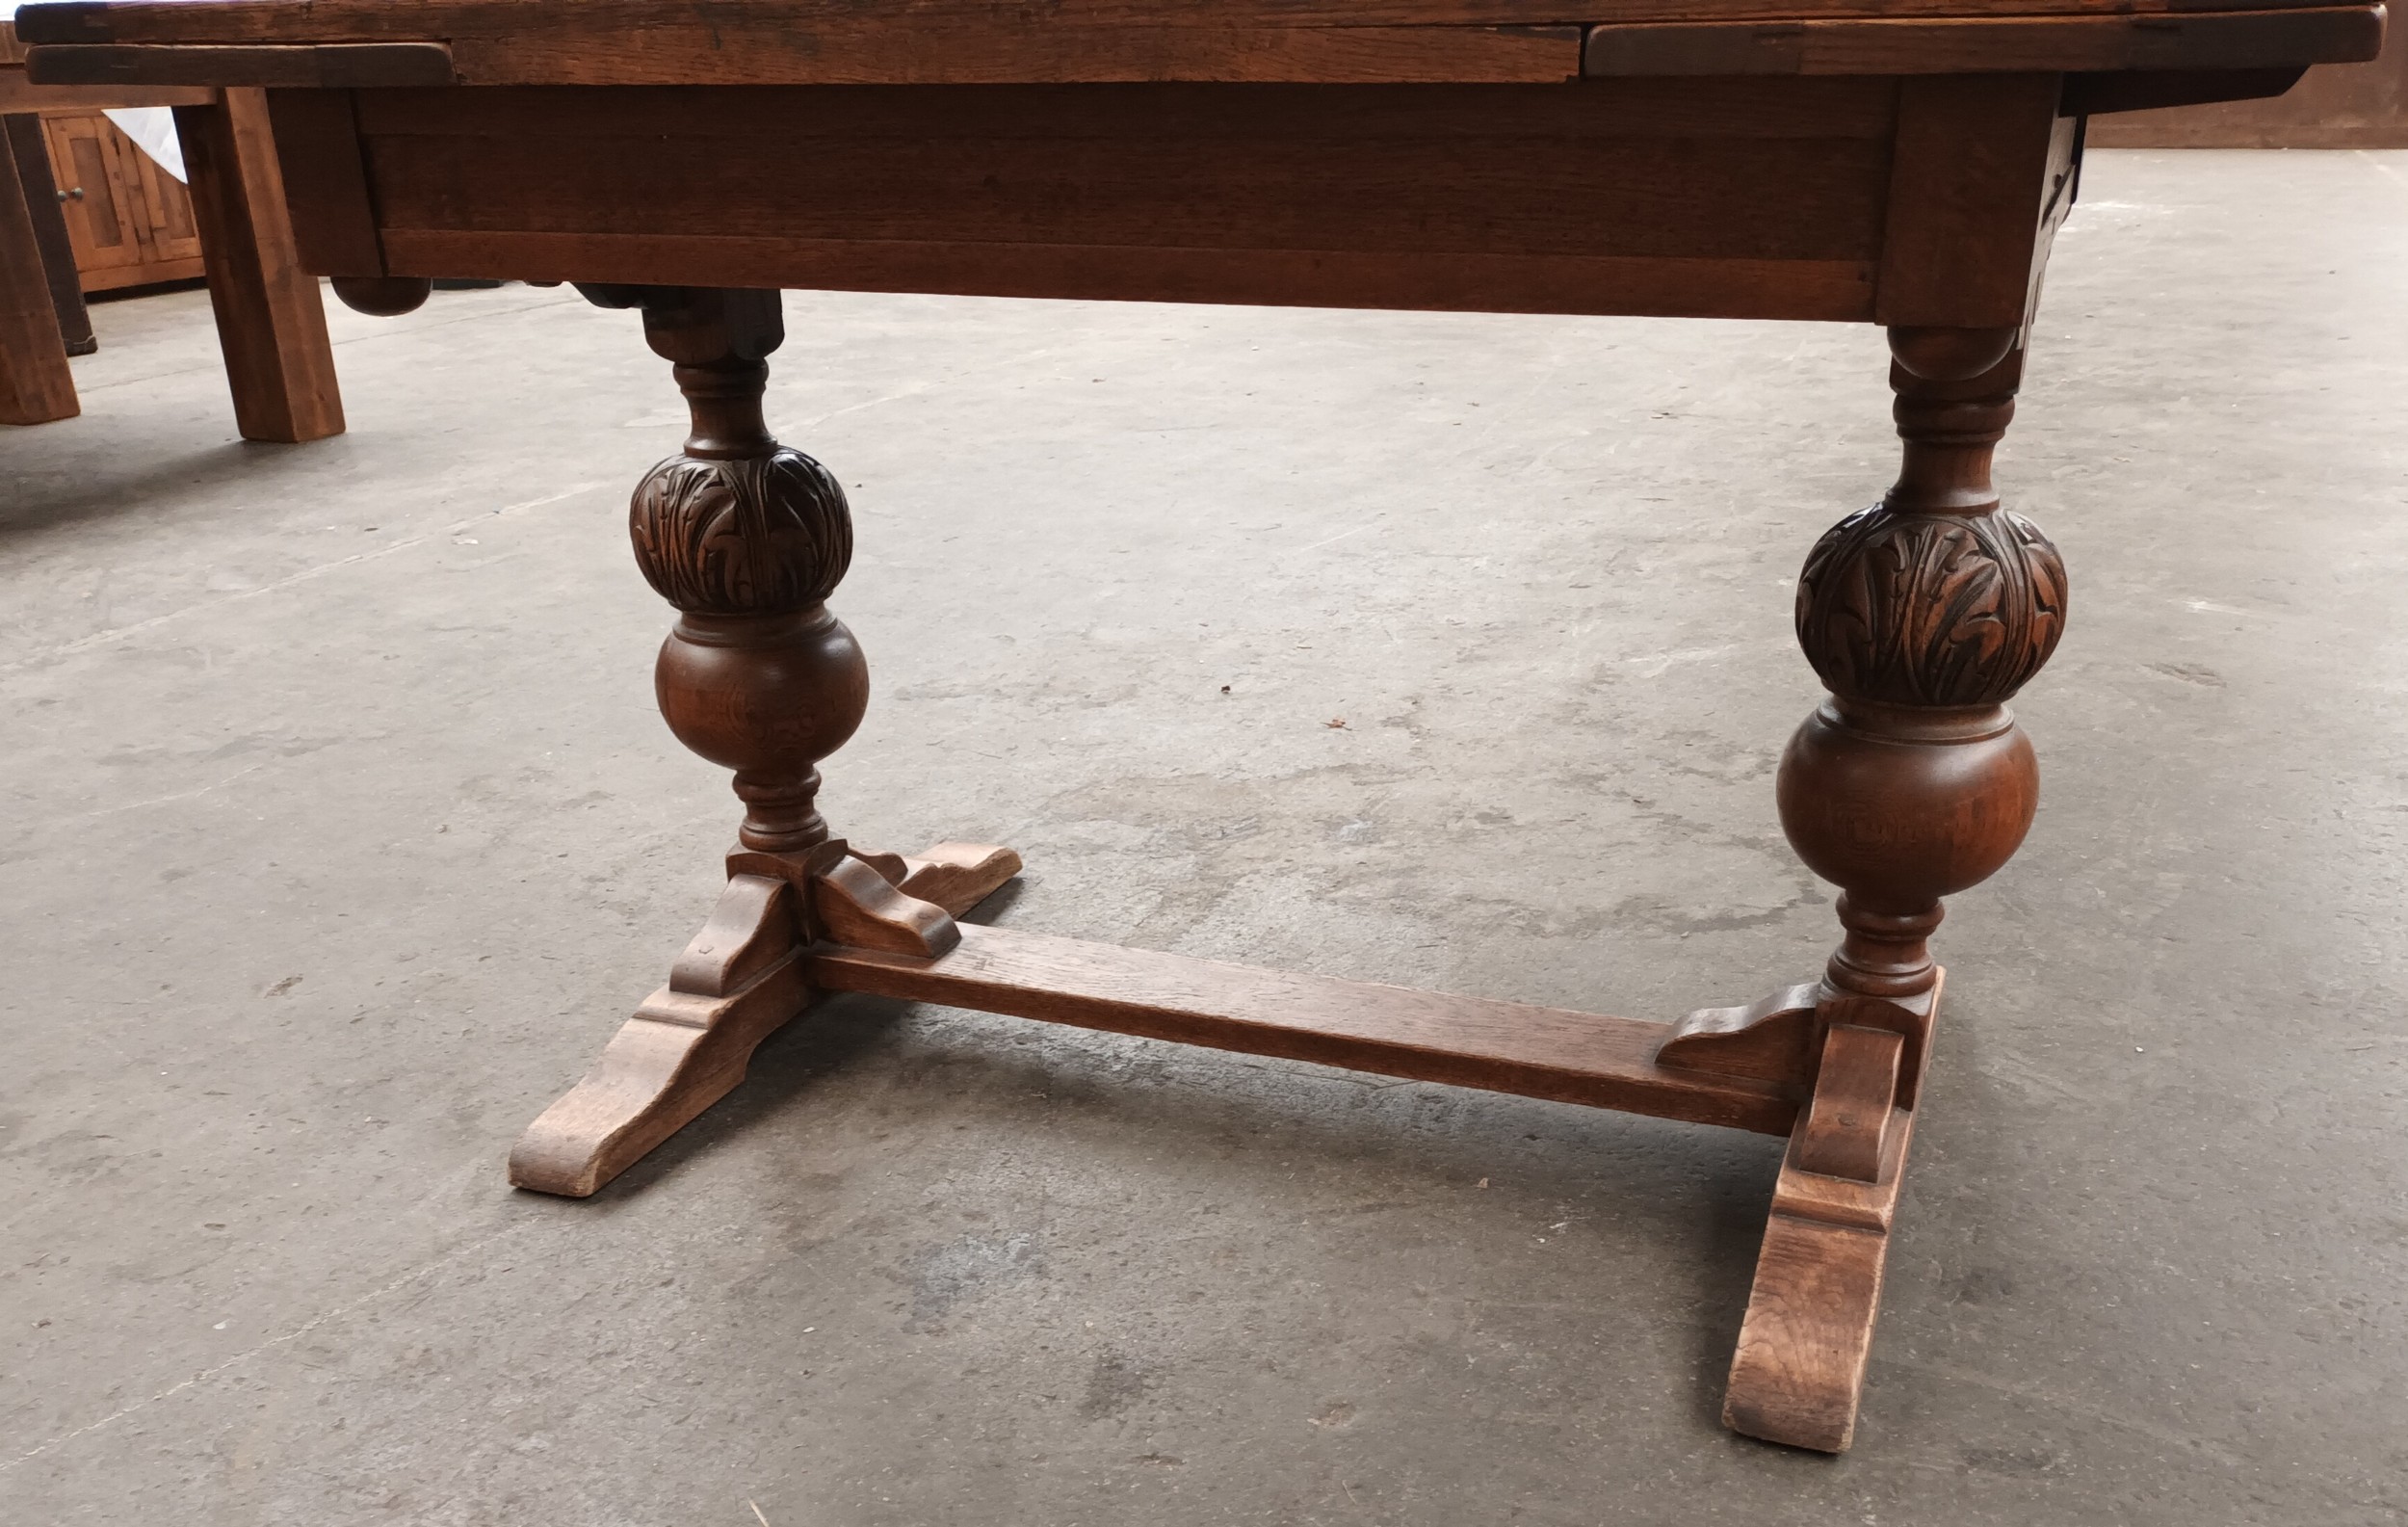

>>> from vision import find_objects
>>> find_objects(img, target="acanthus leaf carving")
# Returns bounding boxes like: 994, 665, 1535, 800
628, 447, 853, 617
1794, 505, 2066, 708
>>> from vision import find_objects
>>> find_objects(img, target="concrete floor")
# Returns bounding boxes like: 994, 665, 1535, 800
4, 149, 2405, 1525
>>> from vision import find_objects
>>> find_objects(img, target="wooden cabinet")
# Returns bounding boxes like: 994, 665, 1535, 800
37, 109, 204, 292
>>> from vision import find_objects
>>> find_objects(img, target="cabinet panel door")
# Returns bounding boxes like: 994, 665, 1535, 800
39, 110, 208, 291
41, 113, 147, 276
126, 139, 201, 263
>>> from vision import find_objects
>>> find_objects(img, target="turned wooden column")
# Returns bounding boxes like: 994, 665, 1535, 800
597, 286, 868, 873
510, 284, 1012, 1197
511, 284, 957, 1198
1780, 325, 2069, 1066
1704, 325, 2071, 1454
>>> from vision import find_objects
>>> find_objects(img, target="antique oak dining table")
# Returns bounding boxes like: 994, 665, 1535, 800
18, 0, 2378, 1453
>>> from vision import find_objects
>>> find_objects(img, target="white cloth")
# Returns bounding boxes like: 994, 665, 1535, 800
99, 107, 187, 181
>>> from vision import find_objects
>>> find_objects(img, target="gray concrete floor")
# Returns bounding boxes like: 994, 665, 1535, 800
4, 149, 2406, 1525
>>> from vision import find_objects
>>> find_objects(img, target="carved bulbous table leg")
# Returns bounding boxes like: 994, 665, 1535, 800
1681, 326, 2068, 1451
509, 288, 1019, 1198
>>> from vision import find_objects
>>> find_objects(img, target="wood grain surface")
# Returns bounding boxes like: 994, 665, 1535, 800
278, 80, 1895, 321
1721, 977, 1939, 1452
29, 41, 457, 87
18, 0, 2373, 40
815, 923, 1801, 1135
0, 110, 77, 425
15, 0, 2384, 83
171, 87, 343, 440
1585, 7, 2382, 75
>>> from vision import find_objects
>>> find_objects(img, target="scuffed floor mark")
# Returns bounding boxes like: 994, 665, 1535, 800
900, 1230, 1043, 1333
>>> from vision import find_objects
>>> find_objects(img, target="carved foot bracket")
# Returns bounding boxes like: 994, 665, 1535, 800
509, 841, 1019, 1198
1718, 972, 1943, 1453
508, 874, 808, 1198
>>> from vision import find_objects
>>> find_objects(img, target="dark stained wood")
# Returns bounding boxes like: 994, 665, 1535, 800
1780, 332, 2058, 1017
3, 113, 92, 353
261, 88, 381, 276
15, 0, 2387, 89
336, 80, 1892, 322
1722, 974, 1939, 1452
54, 0, 2204, 1454
23, 0, 2378, 37
1793, 1024, 1902, 1180
330, 276, 431, 314
357, 84, 1889, 261
0, 74, 209, 107
403, 235, 1875, 324
1874, 76, 2073, 329
28, 40, 457, 87
467, 23, 1584, 87
511, 288, 1025, 1196
353, 72, 1901, 138
2087, 5, 2408, 144
0, 109, 77, 424
172, 86, 342, 440
1584, 7, 2381, 75
2063, 65, 2307, 116
39, 24, 1583, 86
1752, 325, 2057, 1172
816, 926, 1801, 1135
1655, 981, 1820, 1084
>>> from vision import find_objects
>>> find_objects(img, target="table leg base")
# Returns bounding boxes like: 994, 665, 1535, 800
1724, 1210, 1893, 1452
511, 845, 1928, 1452
1720, 972, 1939, 1453
506, 840, 1020, 1198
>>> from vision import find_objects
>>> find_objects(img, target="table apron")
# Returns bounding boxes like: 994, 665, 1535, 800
266, 77, 2073, 326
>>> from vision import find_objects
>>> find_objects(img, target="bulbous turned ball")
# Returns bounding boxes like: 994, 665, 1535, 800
655, 608, 869, 776
1777, 703, 2038, 914
630, 448, 852, 617
1796, 505, 2067, 709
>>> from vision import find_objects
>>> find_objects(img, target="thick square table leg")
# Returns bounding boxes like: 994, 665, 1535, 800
0, 112, 77, 426
4, 114, 92, 356
172, 88, 343, 443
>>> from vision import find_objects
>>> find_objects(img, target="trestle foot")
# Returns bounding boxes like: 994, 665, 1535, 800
1721, 975, 1939, 1453
509, 842, 1020, 1198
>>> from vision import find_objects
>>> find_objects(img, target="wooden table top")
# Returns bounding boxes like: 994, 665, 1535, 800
14, 0, 2387, 86
0, 18, 211, 107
